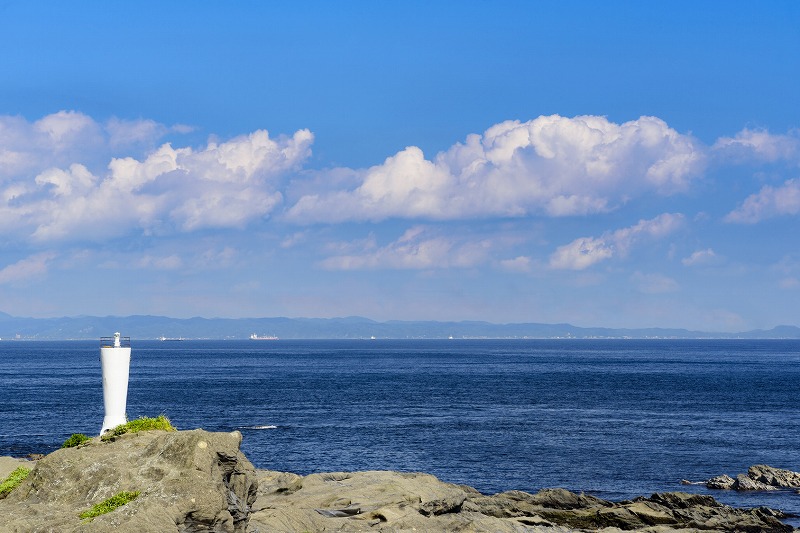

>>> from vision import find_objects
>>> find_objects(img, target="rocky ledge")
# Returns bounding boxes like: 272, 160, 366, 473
0, 430, 796, 532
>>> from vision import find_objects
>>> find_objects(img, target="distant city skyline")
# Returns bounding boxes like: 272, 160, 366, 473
1, 2, 799, 331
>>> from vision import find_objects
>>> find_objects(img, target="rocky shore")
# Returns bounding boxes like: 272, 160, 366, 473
0, 429, 796, 532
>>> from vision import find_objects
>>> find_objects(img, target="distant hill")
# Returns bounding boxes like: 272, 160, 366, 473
0, 312, 798, 340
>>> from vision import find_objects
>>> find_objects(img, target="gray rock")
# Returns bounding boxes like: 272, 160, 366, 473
2, 442, 796, 532
706, 464, 800, 492
248, 470, 793, 532
735, 473, 779, 491
706, 474, 736, 490
748, 464, 800, 489
0, 429, 257, 532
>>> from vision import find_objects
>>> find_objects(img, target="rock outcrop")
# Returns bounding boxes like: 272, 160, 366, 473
1, 434, 796, 532
0, 429, 258, 532
706, 475, 736, 490
706, 464, 800, 492
748, 465, 800, 490
249, 469, 794, 532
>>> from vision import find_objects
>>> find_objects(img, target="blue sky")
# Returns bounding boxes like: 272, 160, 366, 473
1, 1, 799, 331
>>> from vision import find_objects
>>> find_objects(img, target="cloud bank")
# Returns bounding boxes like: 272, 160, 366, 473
1, 112, 313, 242
288, 115, 705, 223
3, 111, 800, 256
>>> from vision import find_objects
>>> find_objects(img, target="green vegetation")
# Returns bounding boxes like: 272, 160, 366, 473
62, 433, 91, 448
0, 466, 31, 498
79, 490, 140, 520
101, 415, 176, 441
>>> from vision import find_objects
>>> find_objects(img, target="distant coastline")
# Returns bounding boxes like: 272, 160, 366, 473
1, 311, 798, 341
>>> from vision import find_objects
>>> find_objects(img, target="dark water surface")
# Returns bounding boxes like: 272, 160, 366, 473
1, 339, 798, 521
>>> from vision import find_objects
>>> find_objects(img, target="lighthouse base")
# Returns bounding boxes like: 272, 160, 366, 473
101, 414, 128, 435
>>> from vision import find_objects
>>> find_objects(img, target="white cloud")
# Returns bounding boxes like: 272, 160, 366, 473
548, 236, 613, 270
682, 248, 718, 266
549, 213, 684, 270
713, 128, 800, 163
725, 178, 800, 223
0, 252, 56, 284
0, 117, 314, 242
320, 226, 494, 270
287, 115, 705, 223
632, 272, 679, 293
33, 110, 102, 151
35, 164, 97, 197
0, 111, 192, 185
499, 256, 533, 272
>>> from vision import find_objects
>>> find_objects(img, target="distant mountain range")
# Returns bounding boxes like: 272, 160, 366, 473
0, 311, 798, 340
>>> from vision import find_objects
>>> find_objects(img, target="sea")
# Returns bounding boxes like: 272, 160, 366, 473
1, 339, 798, 525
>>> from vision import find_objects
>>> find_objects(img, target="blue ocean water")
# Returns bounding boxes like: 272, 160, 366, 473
1, 339, 798, 522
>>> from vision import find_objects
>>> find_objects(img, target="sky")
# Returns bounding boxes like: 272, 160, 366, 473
0, 1, 799, 331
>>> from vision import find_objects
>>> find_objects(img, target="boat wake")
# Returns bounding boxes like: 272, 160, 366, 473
239, 425, 278, 430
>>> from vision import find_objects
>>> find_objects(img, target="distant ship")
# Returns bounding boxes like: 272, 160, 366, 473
159, 336, 184, 341
250, 334, 279, 340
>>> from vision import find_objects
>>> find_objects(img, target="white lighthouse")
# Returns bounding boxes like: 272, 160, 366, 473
100, 332, 131, 434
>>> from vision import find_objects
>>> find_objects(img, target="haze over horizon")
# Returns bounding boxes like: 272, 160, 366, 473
1, 2, 799, 332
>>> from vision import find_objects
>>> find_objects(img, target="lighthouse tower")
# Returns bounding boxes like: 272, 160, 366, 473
100, 332, 131, 434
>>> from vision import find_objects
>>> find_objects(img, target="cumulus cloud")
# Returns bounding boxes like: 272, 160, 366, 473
549, 213, 684, 270
320, 226, 494, 270
0, 115, 314, 242
287, 115, 705, 223
713, 128, 800, 163
0, 111, 195, 183
1, 111, 101, 181
724, 178, 800, 223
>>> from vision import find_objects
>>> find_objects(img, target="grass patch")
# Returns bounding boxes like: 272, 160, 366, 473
101, 415, 176, 441
62, 433, 91, 448
0, 466, 31, 498
79, 490, 140, 520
